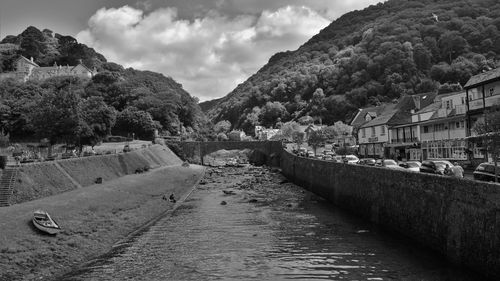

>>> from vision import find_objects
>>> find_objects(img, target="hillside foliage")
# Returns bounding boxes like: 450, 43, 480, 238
204, 0, 500, 134
0, 27, 206, 144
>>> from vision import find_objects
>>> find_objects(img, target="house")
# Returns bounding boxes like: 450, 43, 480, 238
356, 93, 436, 159
255, 126, 280, 140
464, 68, 500, 162
418, 91, 467, 161
358, 110, 397, 158
3, 55, 97, 82
387, 91, 467, 161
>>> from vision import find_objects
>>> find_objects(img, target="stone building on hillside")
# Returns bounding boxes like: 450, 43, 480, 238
4, 55, 97, 82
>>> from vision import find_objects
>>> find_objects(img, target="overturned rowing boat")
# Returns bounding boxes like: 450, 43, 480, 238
32, 210, 61, 235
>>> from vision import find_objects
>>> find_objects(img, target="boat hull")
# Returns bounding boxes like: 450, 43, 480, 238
32, 210, 61, 235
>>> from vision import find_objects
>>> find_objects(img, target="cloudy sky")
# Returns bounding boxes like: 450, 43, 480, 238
1, 0, 383, 101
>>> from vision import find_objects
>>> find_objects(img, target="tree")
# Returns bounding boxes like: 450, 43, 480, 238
214, 120, 232, 134
281, 121, 301, 141
292, 131, 305, 150
438, 31, 468, 63
80, 96, 117, 146
308, 130, 327, 156
113, 107, 159, 140
310, 88, 326, 123
32, 90, 84, 145
472, 105, 500, 182
260, 101, 288, 127
413, 44, 432, 71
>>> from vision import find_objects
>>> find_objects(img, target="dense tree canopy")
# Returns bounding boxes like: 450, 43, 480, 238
203, 0, 500, 133
0, 27, 207, 145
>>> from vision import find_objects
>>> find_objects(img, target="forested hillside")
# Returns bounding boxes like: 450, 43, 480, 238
0, 27, 206, 144
204, 0, 500, 133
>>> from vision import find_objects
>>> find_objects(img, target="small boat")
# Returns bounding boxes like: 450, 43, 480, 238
32, 210, 61, 235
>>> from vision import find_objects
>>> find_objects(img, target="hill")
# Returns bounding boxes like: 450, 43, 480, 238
0, 26, 106, 71
0, 27, 206, 142
203, 0, 500, 133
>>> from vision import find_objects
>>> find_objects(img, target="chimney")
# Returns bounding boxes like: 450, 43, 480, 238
30, 57, 34, 62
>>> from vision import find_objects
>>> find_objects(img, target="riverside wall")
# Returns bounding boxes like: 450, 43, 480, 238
10, 145, 182, 204
280, 149, 500, 280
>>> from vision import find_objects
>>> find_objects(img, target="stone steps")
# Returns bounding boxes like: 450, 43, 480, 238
0, 164, 19, 207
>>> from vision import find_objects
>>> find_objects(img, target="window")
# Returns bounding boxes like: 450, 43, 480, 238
362, 128, 366, 138
490, 88, 494, 96
445, 100, 452, 109
371, 127, 376, 136
381, 126, 385, 135
460, 121, 465, 128
423, 126, 429, 133
461, 97, 465, 104
455, 122, 460, 129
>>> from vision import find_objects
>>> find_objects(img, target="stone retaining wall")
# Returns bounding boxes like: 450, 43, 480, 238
10, 145, 181, 204
280, 149, 500, 280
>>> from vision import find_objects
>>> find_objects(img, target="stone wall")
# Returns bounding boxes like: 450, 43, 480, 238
176, 141, 283, 166
10, 145, 182, 204
280, 149, 500, 280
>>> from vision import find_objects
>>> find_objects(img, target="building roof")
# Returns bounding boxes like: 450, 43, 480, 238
360, 109, 399, 128
16, 55, 39, 67
417, 101, 442, 114
350, 104, 396, 128
464, 67, 500, 89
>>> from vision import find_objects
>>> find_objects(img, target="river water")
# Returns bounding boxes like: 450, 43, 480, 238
61, 166, 479, 281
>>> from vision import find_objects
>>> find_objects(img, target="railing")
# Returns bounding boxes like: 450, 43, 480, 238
390, 137, 419, 144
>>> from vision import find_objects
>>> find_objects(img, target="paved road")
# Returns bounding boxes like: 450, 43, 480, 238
62, 166, 481, 281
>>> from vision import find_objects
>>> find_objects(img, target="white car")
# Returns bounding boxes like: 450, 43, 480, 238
344, 155, 359, 164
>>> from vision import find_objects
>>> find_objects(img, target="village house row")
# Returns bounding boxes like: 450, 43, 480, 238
351, 67, 500, 164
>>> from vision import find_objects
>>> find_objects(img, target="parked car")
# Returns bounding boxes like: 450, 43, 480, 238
399, 161, 421, 172
378, 159, 406, 170
307, 151, 315, 158
344, 155, 359, 164
473, 162, 499, 182
420, 160, 453, 175
322, 155, 333, 161
358, 158, 376, 166
332, 155, 343, 163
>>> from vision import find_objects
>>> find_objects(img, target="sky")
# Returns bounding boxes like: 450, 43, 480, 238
0, 0, 383, 101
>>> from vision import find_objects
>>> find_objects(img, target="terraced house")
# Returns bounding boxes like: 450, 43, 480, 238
464, 67, 500, 163
389, 91, 467, 161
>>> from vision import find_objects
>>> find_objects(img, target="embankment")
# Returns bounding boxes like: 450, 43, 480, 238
281, 150, 500, 280
10, 145, 182, 204
0, 163, 205, 281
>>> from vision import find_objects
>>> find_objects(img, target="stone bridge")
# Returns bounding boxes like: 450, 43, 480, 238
175, 141, 283, 166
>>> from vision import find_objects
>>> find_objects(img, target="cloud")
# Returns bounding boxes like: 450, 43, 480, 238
77, 5, 329, 101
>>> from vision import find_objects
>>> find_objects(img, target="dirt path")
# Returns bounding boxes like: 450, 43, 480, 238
0, 164, 205, 281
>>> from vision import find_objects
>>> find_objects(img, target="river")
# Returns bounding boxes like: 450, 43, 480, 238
60, 165, 479, 281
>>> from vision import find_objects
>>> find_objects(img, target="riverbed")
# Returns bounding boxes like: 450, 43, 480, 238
61, 165, 479, 281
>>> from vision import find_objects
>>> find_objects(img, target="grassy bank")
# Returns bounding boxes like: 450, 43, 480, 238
0, 164, 205, 281
11, 145, 182, 204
